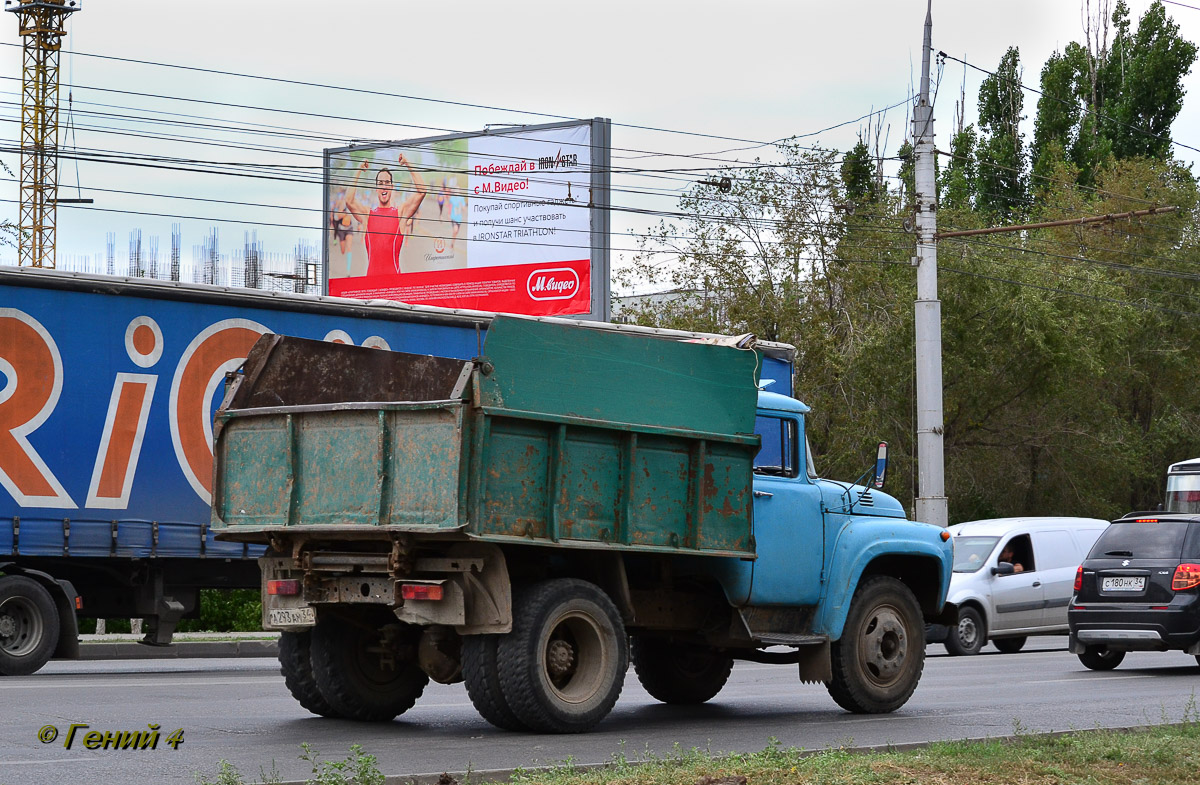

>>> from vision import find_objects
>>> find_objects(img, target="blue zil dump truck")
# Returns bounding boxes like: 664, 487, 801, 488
212, 316, 953, 732
0, 267, 795, 675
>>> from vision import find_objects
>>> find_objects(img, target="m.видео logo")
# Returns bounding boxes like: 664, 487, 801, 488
526, 268, 579, 301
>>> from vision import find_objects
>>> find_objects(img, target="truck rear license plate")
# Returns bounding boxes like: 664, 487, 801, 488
268, 607, 315, 626
1101, 576, 1145, 592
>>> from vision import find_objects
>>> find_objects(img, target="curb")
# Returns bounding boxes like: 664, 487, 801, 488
77, 638, 279, 660
352, 722, 1186, 785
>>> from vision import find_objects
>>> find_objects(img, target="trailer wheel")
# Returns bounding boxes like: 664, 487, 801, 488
278, 630, 340, 717
1078, 645, 1124, 671
826, 576, 924, 714
943, 606, 985, 656
310, 614, 429, 721
497, 579, 627, 733
993, 636, 1027, 654
631, 636, 732, 704
461, 634, 528, 731
0, 576, 59, 676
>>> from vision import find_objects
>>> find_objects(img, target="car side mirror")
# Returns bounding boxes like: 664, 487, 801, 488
872, 442, 888, 490
991, 562, 1015, 576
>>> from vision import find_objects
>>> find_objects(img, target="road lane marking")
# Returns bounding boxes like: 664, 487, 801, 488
0, 677, 281, 689
1026, 675, 1155, 684
1, 759, 93, 765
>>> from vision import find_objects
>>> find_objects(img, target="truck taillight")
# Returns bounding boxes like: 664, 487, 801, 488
1172, 564, 1200, 591
75, 595, 82, 610
267, 579, 301, 596
1074, 566, 1083, 592
401, 584, 443, 601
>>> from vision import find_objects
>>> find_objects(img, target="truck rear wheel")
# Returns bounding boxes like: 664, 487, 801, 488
310, 614, 429, 721
943, 606, 985, 656
497, 579, 627, 733
278, 630, 340, 717
0, 576, 59, 676
462, 634, 528, 731
826, 576, 924, 714
631, 636, 732, 704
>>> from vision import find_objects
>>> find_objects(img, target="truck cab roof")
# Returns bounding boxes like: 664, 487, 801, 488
757, 389, 810, 414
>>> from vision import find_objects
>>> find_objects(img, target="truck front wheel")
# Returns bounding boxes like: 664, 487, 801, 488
278, 630, 340, 717
0, 576, 59, 676
631, 635, 733, 704
310, 613, 429, 721
826, 576, 924, 714
497, 579, 627, 733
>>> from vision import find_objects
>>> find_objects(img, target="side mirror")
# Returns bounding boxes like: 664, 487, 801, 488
873, 442, 888, 489
991, 562, 1015, 576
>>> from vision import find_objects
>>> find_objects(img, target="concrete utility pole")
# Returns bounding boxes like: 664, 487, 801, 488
912, 1, 948, 527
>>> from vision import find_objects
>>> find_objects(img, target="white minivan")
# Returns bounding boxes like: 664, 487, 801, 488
931, 517, 1110, 655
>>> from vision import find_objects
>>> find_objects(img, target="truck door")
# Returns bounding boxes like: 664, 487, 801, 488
748, 414, 824, 605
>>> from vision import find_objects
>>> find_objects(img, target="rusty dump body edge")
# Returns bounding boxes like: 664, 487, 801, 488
213, 316, 761, 558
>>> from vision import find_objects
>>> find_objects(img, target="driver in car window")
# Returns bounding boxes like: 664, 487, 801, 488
998, 544, 1025, 573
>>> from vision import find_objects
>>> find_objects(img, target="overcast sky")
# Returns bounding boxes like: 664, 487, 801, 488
1, 0, 1197, 281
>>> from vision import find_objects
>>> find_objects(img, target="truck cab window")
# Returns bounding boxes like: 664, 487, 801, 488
754, 416, 799, 478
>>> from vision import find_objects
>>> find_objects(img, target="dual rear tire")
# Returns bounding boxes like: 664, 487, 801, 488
279, 612, 429, 722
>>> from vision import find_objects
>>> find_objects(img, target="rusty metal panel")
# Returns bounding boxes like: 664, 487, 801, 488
627, 434, 693, 549
384, 407, 462, 529
480, 418, 550, 539
215, 416, 292, 526
292, 411, 384, 526
699, 442, 755, 551
555, 426, 622, 543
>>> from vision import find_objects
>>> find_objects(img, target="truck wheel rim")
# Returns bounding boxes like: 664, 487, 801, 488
857, 603, 908, 686
0, 596, 44, 658
541, 610, 607, 704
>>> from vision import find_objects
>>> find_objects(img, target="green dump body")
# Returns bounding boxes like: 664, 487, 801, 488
213, 317, 761, 557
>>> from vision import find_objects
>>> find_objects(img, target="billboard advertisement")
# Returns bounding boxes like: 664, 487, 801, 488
324, 118, 611, 320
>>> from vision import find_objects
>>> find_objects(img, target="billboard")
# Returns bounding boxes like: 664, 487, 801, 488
324, 118, 611, 320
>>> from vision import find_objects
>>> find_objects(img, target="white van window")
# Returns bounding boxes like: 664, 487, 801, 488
1032, 530, 1076, 570
953, 536, 999, 572
999, 534, 1034, 573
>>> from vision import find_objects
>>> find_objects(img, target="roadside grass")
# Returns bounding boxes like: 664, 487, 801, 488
196, 720, 1200, 785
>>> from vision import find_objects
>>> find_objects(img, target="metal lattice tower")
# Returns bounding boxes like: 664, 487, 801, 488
6, 0, 82, 268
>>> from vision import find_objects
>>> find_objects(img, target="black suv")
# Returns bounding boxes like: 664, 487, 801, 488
1068, 513, 1200, 670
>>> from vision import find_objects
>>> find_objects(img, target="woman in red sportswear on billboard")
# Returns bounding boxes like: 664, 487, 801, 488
345, 154, 427, 277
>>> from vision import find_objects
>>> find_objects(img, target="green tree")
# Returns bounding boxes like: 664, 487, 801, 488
1102, 1, 1197, 160
940, 126, 978, 210
841, 138, 878, 204
976, 47, 1029, 218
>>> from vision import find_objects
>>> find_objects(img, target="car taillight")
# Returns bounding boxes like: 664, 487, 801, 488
1172, 563, 1200, 591
401, 584, 443, 601
1074, 565, 1083, 592
266, 579, 301, 596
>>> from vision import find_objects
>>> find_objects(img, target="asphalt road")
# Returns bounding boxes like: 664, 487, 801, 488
2, 638, 1199, 785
